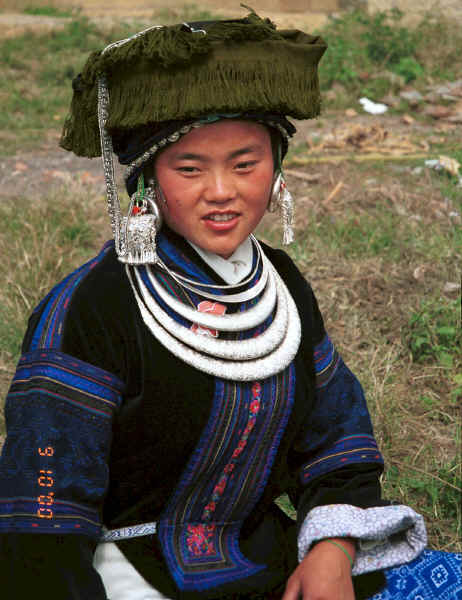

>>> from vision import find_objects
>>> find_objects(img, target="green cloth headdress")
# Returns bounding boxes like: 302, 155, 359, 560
60, 10, 327, 157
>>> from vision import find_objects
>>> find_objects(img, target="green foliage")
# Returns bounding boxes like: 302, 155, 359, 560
415, 15, 462, 81
0, 306, 25, 362
0, 194, 100, 362
385, 457, 461, 529
303, 211, 410, 260
318, 8, 462, 100
360, 9, 417, 66
404, 298, 461, 368
393, 57, 424, 83
23, 5, 77, 17
0, 18, 135, 153
451, 374, 462, 404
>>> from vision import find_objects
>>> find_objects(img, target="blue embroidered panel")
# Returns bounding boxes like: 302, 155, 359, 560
371, 550, 462, 600
0, 350, 124, 538
314, 333, 341, 388
301, 434, 383, 484
296, 334, 384, 484
158, 366, 296, 592
30, 240, 114, 351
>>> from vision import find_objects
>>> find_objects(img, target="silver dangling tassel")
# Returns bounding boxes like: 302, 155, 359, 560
97, 75, 163, 265
119, 184, 162, 265
280, 175, 295, 245
268, 171, 294, 245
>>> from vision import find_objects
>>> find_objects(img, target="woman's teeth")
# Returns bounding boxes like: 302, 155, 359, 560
207, 214, 236, 222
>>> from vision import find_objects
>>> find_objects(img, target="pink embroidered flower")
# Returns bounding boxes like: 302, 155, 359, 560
205, 542, 216, 555
213, 479, 227, 495
186, 523, 216, 557
232, 447, 243, 459
250, 399, 261, 414
201, 380, 263, 520
191, 301, 226, 338
237, 439, 247, 450
243, 422, 254, 436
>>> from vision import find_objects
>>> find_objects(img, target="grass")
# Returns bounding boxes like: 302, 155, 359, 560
0, 7, 460, 153
262, 157, 461, 552
0, 17, 110, 154
23, 5, 78, 17
152, 4, 223, 24
318, 9, 462, 106
0, 8, 460, 553
0, 192, 108, 362
0, 6, 224, 155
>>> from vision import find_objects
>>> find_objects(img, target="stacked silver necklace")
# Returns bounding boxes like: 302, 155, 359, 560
97, 30, 301, 381
126, 235, 301, 381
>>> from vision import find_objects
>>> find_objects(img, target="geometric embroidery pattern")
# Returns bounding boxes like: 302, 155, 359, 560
158, 365, 296, 592
0, 350, 124, 539
369, 550, 462, 600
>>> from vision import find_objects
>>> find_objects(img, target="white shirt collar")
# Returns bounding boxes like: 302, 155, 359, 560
188, 237, 253, 285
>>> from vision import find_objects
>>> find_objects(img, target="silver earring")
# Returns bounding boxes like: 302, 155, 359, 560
268, 171, 294, 245
155, 183, 167, 206
119, 180, 163, 265
268, 172, 282, 213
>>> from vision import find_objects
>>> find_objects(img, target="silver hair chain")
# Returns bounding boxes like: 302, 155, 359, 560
98, 75, 163, 264
97, 75, 123, 256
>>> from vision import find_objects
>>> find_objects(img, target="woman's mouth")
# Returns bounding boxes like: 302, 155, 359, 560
203, 212, 240, 230
205, 212, 238, 222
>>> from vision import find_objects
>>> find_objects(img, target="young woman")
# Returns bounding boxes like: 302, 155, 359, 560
0, 11, 460, 600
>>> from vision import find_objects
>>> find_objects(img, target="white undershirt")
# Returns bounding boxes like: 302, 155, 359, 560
188, 237, 253, 285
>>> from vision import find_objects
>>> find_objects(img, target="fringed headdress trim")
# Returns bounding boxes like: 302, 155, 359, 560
60, 12, 327, 157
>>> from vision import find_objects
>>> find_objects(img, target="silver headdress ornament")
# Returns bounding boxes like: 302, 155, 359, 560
98, 73, 164, 265
97, 26, 165, 265
97, 27, 296, 263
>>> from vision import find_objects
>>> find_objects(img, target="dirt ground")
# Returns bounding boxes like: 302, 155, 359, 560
0, 0, 460, 198
0, 0, 329, 37
0, 111, 454, 200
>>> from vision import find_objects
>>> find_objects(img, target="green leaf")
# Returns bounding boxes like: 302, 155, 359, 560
437, 326, 456, 337
438, 352, 453, 368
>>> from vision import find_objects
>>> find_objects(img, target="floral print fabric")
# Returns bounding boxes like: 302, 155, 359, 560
298, 503, 427, 575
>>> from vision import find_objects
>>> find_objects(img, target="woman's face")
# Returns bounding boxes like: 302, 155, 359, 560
154, 120, 274, 259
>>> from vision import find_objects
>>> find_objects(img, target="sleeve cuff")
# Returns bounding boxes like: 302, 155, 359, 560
297, 504, 427, 575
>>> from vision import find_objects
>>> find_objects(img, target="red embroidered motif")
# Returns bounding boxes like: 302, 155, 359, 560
191, 301, 226, 338
202, 381, 262, 521
186, 523, 216, 556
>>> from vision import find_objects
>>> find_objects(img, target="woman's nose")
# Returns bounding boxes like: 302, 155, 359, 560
203, 171, 236, 203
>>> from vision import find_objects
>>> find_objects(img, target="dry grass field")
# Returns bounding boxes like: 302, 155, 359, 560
0, 2, 460, 553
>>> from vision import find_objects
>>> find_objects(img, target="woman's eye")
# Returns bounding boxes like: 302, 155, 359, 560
236, 161, 257, 170
177, 166, 199, 173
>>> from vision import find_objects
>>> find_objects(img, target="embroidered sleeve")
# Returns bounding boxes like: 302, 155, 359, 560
290, 333, 385, 527
295, 333, 384, 482
0, 349, 124, 539
297, 504, 427, 574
